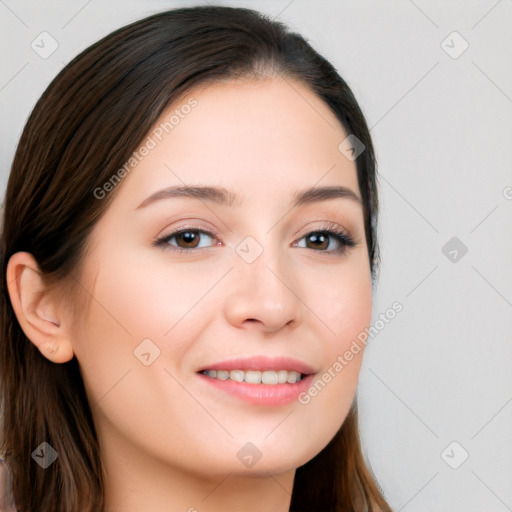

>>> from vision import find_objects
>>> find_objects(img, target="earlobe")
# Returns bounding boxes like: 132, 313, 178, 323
5, 252, 75, 364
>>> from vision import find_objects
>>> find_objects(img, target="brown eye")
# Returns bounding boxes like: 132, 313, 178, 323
305, 232, 329, 250
174, 230, 201, 248
294, 228, 356, 254
156, 229, 218, 252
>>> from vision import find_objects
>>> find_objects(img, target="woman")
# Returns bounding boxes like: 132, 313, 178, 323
0, 6, 391, 511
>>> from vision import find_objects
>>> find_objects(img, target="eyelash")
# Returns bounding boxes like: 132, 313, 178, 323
153, 222, 356, 256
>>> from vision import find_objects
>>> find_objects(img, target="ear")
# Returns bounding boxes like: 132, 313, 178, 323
6, 251, 75, 363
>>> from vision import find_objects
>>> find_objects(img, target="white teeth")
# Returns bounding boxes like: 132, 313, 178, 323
244, 371, 261, 384
229, 370, 244, 382
202, 369, 304, 384
287, 371, 300, 384
261, 371, 278, 385
277, 370, 288, 384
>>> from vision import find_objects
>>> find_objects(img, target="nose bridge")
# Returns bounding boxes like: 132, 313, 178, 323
224, 233, 302, 332
238, 234, 293, 306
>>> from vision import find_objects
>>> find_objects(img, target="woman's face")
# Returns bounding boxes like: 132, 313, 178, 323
70, 77, 372, 477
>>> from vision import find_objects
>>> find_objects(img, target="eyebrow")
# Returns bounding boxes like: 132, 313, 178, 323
136, 184, 362, 210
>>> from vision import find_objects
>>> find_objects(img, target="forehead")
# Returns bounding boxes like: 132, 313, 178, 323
112, 77, 360, 209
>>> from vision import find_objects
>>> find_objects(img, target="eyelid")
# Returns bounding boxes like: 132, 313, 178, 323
155, 220, 220, 240
295, 220, 356, 242
297, 220, 348, 235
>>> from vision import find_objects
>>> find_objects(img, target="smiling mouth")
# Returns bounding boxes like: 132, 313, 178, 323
200, 369, 305, 384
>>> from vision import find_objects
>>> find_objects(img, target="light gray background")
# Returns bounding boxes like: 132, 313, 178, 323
1, 1, 511, 510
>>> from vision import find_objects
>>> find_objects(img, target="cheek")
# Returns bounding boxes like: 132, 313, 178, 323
76, 249, 223, 340
322, 257, 372, 391
302, 253, 373, 357
71, 251, 228, 393
290, 254, 372, 453
69, 255, 222, 457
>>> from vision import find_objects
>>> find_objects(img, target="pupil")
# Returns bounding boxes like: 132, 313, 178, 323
308, 232, 327, 249
179, 231, 198, 247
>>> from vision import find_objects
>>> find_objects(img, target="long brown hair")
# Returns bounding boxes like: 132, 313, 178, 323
0, 6, 390, 511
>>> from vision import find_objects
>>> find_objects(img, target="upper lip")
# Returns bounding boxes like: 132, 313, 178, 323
197, 356, 316, 375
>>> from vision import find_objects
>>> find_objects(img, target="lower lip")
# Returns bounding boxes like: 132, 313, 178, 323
197, 373, 315, 406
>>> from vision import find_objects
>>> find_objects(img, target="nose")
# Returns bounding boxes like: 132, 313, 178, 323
223, 244, 303, 334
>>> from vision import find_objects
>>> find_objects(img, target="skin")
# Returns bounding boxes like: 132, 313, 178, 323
7, 77, 372, 511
